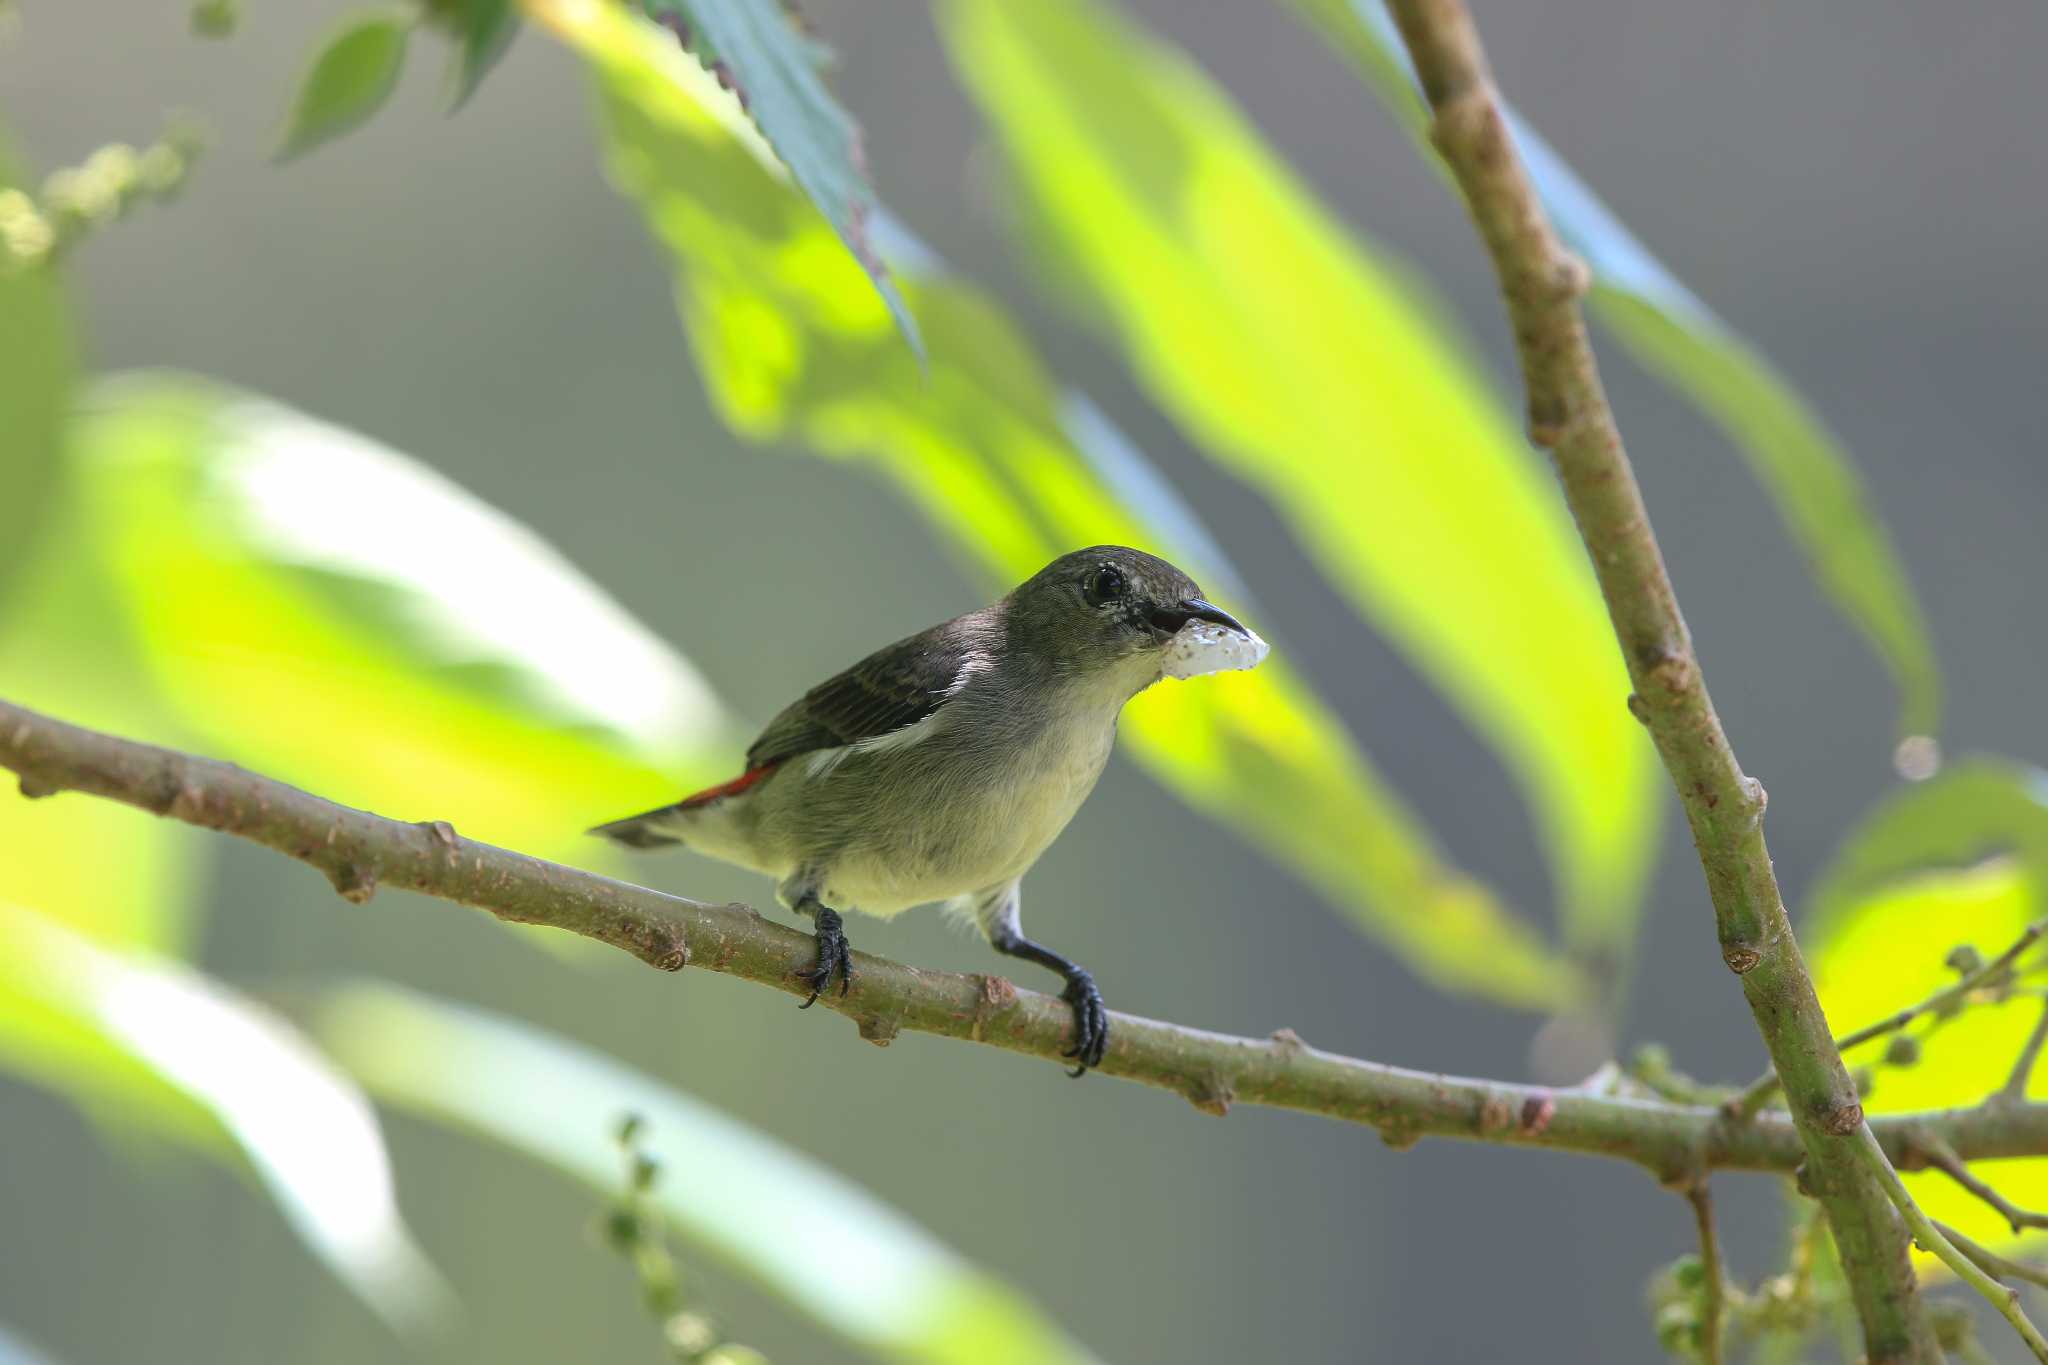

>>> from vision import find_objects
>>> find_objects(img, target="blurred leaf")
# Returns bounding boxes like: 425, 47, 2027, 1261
1808, 759, 2048, 932
0, 1321, 64, 1365
0, 392, 200, 950
445, 0, 519, 107
0, 135, 73, 594
937, 0, 1657, 954
277, 7, 415, 161
0, 904, 448, 1332
1810, 862, 2048, 1262
316, 982, 1101, 1365
537, 0, 1581, 1006
67, 373, 734, 859
1285, 0, 1940, 742
613, 0, 922, 358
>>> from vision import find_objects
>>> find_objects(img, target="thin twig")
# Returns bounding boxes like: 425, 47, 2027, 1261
8, 697, 2048, 1175
1727, 923, 2047, 1120
1936, 1220, 2048, 1292
1383, 0, 1935, 1355
2000, 996, 2048, 1105
1851, 1125, 2048, 1363
1907, 1132, 2048, 1235
1686, 1179, 1727, 1365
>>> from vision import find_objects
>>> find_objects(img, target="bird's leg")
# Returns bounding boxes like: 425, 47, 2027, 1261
988, 928, 1109, 1076
792, 893, 853, 1007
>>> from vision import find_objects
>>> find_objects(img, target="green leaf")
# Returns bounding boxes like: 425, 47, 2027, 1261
1810, 862, 2048, 1261
1284, 0, 1940, 743
936, 0, 1658, 955
585, 0, 922, 358
446, 0, 519, 109
533, 0, 1582, 1006
315, 982, 1101, 1364
66, 373, 735, 860
277, 8, 415, 161
0, 905, 448, 1333
0, 135, 74, 595
1806, 759, 2048, 936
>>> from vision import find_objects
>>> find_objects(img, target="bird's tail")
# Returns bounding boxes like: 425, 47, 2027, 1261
587, 805, 689, 850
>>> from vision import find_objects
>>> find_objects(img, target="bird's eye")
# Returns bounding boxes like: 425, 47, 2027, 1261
1084, 563, 1127, 607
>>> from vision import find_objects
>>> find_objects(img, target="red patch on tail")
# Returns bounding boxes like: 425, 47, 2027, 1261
675, 762, 781, 810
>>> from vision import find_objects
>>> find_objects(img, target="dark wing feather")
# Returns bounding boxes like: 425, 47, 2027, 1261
744, 615, 987, 770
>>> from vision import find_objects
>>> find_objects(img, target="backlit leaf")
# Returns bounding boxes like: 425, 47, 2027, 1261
532, 0, 1583, 1007
620, 0, 922, 356
1285, 0, 1940, 742
1810, 863, 2048, 1261
938, 0, 1657, 953
67, 373, 735, 860
0, 905, 447, 1332
316, 982, 1100, 1364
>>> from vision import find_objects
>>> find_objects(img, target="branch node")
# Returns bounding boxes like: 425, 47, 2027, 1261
327, 861, 378, 904
857, 1015, 899, 1047
16, 774, 56, 799
1820, 1100, 1865, 1137
1377, 1122, 1421, 1151
654, 941, 688, 972
1186, 1073, 1234, 1117
1744, 777, 1768, 822
1478, 1092, 1516, 1133
1643, 647, 1695, 696
421, 819, 460, 849
1519, 1094, 1557, 1137
1268, 1026, 1305, 1056
1549, 249, 1593, 301
969, 973, 1017, 1042
1721, 942, 1762, 975
1625, 692, 1651, 725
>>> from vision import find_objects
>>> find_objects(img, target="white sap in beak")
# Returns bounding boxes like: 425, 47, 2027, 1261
1161, 619, 1270, 680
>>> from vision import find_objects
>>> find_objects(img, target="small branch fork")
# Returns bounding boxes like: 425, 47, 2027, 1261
10, 696, 2048, 1179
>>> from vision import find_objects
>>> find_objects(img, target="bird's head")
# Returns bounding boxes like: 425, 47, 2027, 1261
1005, 546, 1267, 687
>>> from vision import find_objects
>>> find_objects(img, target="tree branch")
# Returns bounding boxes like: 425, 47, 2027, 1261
1686, 1179, 1728, 1365
8, 697, 2048, 1178
1853, 1126, 2048, 1362
1381, 0, 1936, 1356
1728, 923, 2045, 1121
1904, 1131, 2048, 1236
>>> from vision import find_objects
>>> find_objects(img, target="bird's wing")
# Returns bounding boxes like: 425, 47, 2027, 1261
744, 616, 988, 770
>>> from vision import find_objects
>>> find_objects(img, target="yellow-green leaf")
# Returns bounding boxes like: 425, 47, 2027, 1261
1285, 0, 1939, 742
1811, 863, 2048, 1261
67, 373, 735, 860
1808, 758, 2048, 931
937, 0, 1657, 953
277, 8, 415, 161
535, 0, 1581, 1007
0, 904, 447, 1331
316, 982, 1101, 1364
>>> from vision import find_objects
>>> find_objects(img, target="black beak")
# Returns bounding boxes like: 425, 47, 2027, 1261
1149, 597, 1251, 638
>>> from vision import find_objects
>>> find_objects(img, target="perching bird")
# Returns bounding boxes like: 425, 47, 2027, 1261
591, 546, 1267, 1073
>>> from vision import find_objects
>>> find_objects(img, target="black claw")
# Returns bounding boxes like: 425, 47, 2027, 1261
797, 905, 853, 1007
1060, 970, 1109, 1076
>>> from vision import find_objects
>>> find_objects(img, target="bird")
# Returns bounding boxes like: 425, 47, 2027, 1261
590, 546, 1267, 1073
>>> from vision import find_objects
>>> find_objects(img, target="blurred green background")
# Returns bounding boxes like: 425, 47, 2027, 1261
2, 2, 2045, 1361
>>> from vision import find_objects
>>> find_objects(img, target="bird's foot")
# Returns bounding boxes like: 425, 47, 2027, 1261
797, 906, 852, 1008
1060, 969, 1109, 1076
